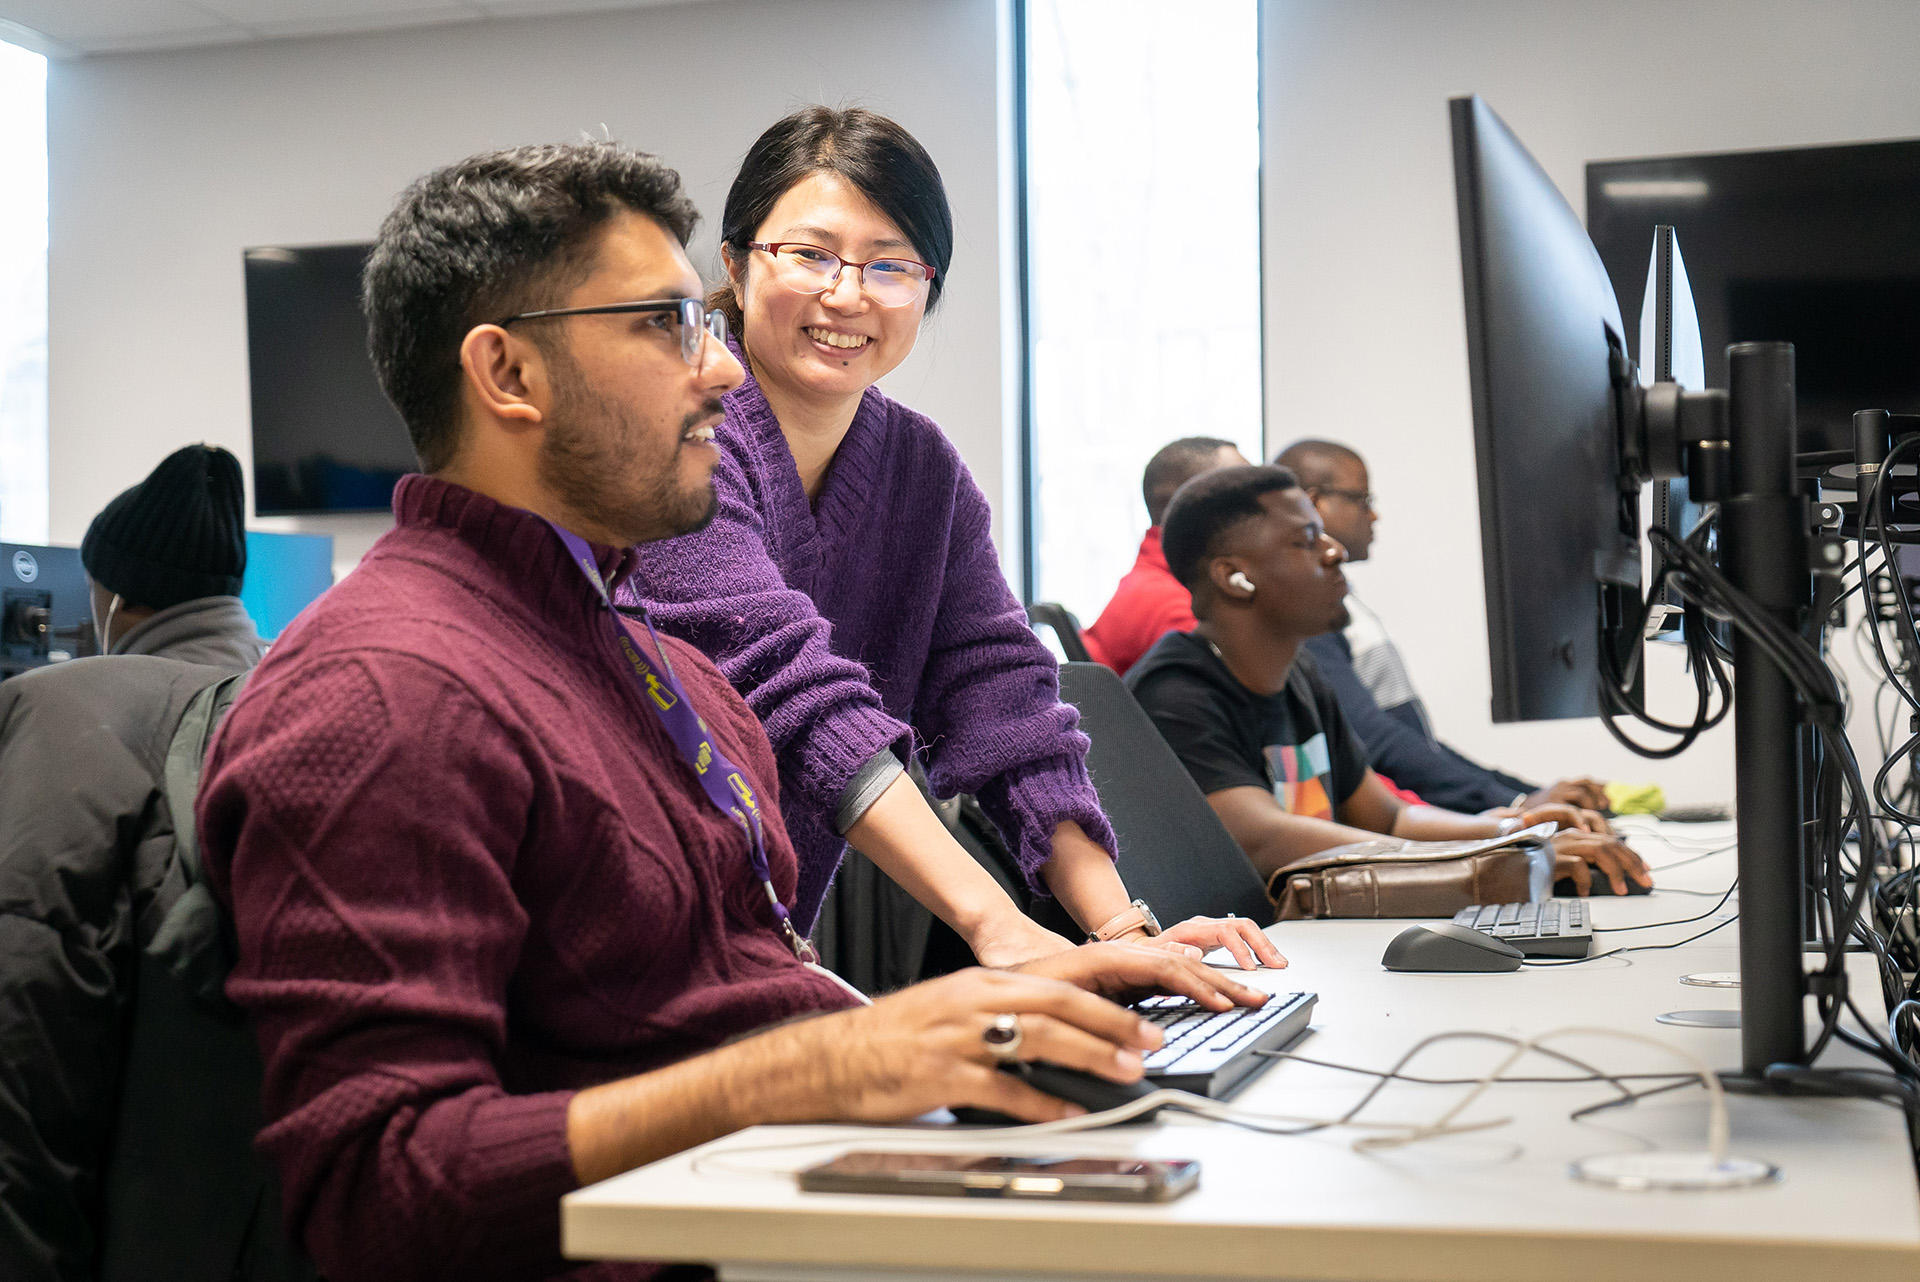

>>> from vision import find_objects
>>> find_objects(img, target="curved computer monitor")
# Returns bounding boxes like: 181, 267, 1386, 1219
1450, 95, 1642, 723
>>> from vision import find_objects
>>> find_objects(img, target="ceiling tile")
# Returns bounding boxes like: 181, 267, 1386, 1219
0, 0, 705, 55
247, 8, 480, 41
0, 0, 231, 42
188, 0, 477, 26
469, 0, 684, 17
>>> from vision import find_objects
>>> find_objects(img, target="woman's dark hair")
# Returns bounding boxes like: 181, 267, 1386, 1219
710, 106, 954, 333
363, 140, 698, 472
1161, 464, 1302, 595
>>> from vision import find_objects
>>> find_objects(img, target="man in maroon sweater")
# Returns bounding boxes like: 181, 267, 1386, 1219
197, 143, 1262, 1282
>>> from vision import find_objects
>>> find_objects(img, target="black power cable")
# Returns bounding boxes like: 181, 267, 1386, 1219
1591, 492, 1920, 1106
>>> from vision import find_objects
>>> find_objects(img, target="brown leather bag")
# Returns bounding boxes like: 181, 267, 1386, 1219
1266, 826, 1569, 920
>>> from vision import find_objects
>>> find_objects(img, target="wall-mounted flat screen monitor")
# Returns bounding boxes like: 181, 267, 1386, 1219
1587, 137, 1920, 452
245, 243, 415, 515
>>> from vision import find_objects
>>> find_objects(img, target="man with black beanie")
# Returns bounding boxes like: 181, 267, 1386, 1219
81, 443, 265, 670
0, 444, 265, 1280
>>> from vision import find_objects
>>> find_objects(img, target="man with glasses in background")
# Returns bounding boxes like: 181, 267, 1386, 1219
1274, 438, 1611, 815
197, 141, 1261, 1282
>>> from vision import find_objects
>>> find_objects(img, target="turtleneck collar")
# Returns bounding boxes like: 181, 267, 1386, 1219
391, 473, 640, 626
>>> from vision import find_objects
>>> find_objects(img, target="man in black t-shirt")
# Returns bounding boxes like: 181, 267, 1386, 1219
1129, 465, 1651, 894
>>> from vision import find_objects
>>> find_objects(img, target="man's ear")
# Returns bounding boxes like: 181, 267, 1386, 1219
459, 324, 547, 429
1209, 557, 1255, 602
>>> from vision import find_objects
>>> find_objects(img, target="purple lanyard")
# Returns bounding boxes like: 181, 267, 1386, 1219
545, 520, 817, 965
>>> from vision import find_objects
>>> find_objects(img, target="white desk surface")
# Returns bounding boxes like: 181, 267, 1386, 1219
564, 822, 1920, 1281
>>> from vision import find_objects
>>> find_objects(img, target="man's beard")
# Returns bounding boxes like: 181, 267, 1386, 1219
537, 353, 721, 546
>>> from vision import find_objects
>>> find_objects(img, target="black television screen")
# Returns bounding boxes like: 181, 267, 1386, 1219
245, 243, 415, 515
1587, 138, 1920, 451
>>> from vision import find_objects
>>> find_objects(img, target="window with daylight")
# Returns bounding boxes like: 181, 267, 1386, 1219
0, 39, 48, 543
1021, 0, 1264, 618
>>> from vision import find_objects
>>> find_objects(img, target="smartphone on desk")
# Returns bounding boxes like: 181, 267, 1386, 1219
797, 1151, 1200, 1203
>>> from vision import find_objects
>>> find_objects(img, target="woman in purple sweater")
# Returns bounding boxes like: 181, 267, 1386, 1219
622, 108, 1279, 971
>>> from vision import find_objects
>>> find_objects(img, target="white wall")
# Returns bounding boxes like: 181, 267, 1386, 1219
45, 0, 1006, 576
47, 0, 1920, 804
1261, 0, 1920, 803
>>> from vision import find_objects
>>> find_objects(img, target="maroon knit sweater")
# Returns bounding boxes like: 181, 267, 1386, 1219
198, 476, 855, 1282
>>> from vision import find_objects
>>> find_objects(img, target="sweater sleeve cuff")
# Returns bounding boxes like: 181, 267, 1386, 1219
835, 748, 905, 834
449, 1091, 580, 1268
974, 752, 1117, 897
789, 701, 912, 816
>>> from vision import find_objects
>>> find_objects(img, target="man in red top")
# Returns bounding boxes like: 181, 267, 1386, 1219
1083, 437, 1248, 674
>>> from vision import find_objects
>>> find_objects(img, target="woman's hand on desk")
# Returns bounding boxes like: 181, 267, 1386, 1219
1017, 940, 1273, 1010
1149, 915, 1289, 971
1551, 831, 1654, 896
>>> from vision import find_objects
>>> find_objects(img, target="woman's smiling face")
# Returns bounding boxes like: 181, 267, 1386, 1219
729, 170, 930, 409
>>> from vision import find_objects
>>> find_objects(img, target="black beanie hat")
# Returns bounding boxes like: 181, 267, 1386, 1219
81, 444, 247, 610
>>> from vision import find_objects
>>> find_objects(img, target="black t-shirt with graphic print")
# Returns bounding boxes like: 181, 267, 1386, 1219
1127, 630, 1371, 822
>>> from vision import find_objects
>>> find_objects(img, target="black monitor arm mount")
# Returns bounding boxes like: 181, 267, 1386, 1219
1616, 343, 1852, 1077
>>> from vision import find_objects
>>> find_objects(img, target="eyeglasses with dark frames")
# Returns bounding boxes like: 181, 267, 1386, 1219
495, 297, 728, 367
747, 242, 936, 308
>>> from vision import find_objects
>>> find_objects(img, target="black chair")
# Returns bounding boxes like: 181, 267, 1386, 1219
1026, 602, 1093, 663
1042, 662, 1274, 930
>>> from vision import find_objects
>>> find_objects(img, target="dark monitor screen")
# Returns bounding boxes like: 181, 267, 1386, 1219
245, 243, 416, 515
1588, 138, 1920, 452
1450, 95, 1639, 723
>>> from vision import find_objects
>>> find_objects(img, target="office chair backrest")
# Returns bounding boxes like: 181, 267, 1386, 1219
1027, 602, 1092, 664
1052, 662, 1273, 925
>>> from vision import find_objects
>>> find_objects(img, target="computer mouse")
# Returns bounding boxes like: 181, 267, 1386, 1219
950, 1061, 1164, 1125
1554, 874, 1653, 897
1381, 922, 1525, 973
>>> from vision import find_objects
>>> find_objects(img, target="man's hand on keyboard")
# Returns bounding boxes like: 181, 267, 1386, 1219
1551, 831, 1653, 895
1148, 915, 1289, 971
1018, 941, 1272, 1011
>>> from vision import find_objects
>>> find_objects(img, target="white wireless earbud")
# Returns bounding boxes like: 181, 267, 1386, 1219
1228, 572, 1256, 595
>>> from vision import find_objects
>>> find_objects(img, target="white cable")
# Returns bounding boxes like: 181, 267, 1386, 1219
689, 1088, 1506, 1180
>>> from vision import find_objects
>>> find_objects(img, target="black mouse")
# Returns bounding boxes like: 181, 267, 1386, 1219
1381, 922, 1524, 973
1554, 874, 1652, 897
950, 1061, 1163, 1125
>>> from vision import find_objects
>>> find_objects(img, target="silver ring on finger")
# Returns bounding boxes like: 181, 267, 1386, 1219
982, 1012, 1023, 1063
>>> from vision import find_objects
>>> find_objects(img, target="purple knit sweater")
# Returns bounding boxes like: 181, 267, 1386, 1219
199, 476, 855, 1282
619, 348, 1116, 929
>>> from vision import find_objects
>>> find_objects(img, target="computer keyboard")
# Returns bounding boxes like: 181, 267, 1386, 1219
1451, 899, 1593, 958
1132, 991, 1317, 1098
